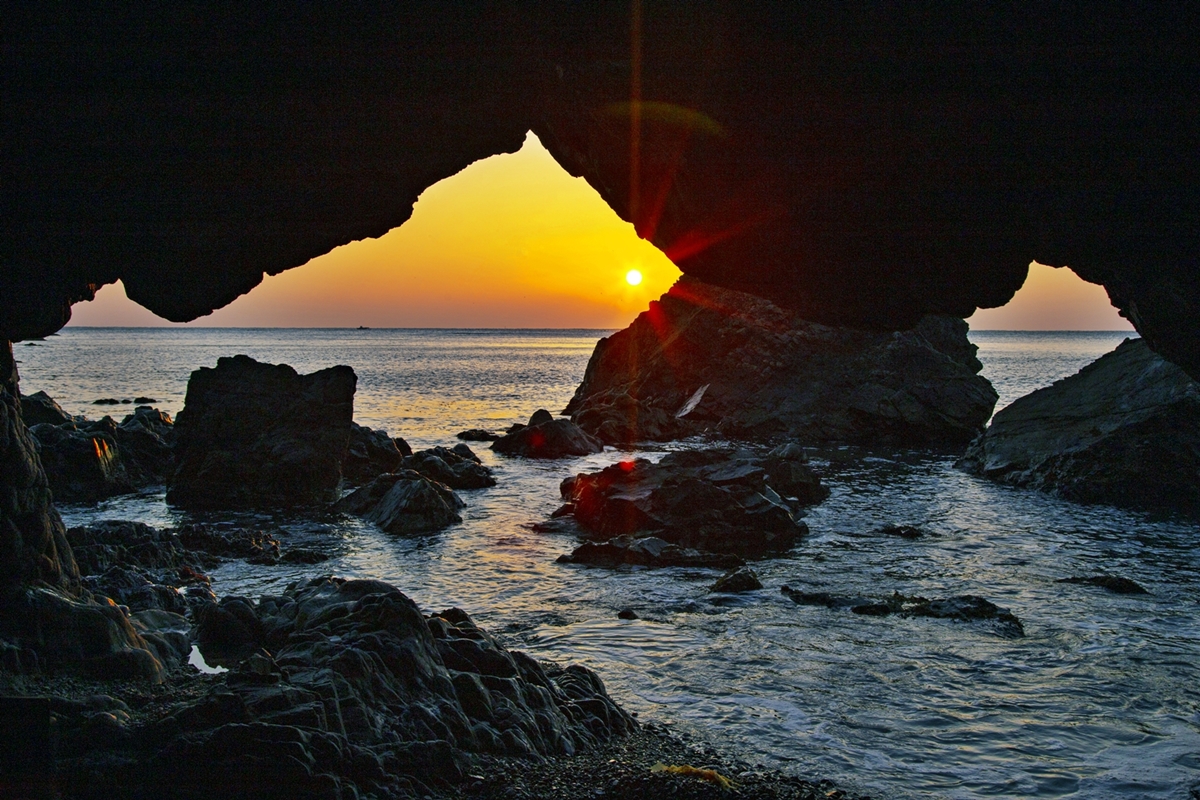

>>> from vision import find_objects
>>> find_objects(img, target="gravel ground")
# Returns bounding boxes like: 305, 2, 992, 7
452, 724, 875, 800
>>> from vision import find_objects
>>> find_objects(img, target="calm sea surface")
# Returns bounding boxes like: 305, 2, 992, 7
15, 328, 1199, 800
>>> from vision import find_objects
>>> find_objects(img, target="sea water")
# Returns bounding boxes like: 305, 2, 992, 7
14, 328, 1200, 800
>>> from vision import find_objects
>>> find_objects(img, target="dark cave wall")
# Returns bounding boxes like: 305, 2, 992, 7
3, 3, 1198, 375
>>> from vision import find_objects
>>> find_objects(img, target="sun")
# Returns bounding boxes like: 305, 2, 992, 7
625, 269, 643, 286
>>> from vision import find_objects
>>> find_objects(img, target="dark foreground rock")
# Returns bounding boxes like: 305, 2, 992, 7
557, 535, 744, 570
709, 567, 763, 593
565, 276, 998, 447
335, 470, 464, 534
24, 401, 176, 502
959, 338, 1200, 513
168, 355, 357, 509
554, 449, 824, 560
782, 586, 1025, 638
39, 576, 636, 800
1057, 575, 1149, 595
404, 444, 496, 490
341, 422, 410, 484
20, 390, 78, 426
492, 409, 603, 458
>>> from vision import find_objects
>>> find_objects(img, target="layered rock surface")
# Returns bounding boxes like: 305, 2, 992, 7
567, 277, 997, 447
553, 448, 826, 561
167, 356, 356, 509
958, 338, 1200, 513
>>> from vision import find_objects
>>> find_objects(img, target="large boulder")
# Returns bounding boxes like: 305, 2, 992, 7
335, 471, 464, 535
28, 418, 136, 503
113, 406, 175, 485
958, 338, 1200, 513
555, 449, 823, 558
403, 445, 496, 490
167, 356, 356, 509
341, 422, 408, 485
491, 410, 603, 459
566, 277, 998, 447
19, 390, 77, 427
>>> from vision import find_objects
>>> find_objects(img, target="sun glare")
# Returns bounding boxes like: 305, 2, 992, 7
625, 269, 644, 286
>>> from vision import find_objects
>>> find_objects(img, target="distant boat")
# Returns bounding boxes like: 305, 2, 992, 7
357, 326, 371, 330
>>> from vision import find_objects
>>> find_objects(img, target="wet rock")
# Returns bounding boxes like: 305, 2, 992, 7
566, 277, 997, 447
781, 586, 1025, 637
168, 355, 356, 509
959, 338, 1200, 513
88, 576, 638, 799
28, 418, 136, 502
458, 429, 500, 442
93, 398, 122, 406
403, 445, 496, 490
113, 406, 175, 485
1057, 575, 1149, 595
335, 470, 464, 534
280, 547, 331, 565
556, 450, 821, 558
558, 535, 745, 570
492, 409, 603, 459
175, 524, 282, 565
19, 390, 77, 426
342, 422, 406, 484
877, 524, 925, 540
709, 567, 763, 593
616, 609, 638, 620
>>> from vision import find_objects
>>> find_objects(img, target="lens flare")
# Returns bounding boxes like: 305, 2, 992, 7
625, 269, 643, 286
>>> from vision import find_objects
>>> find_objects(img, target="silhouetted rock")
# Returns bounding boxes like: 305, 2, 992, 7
458, 428, 500, 442
1057, 575, 1149, 595
19, 390, 77, 426
710, 567, 763, 593
335, 470, 464, 534
29, 418, 136, 502
781, 586, 1025, 638
168, 355, 356, 509
959, 338, 1200, 513
403, 445, 496, 489
342, 422, 405, 484
566, 277, 998, 447
877, 524, 925, 540
555, 449, 823, 558
492, 410, 603, 459
175, 524, 282, 565
113, 406, 175, 485
557, 535, 744, 570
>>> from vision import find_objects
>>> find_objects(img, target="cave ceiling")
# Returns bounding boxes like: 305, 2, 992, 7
3, 4, 1197, 377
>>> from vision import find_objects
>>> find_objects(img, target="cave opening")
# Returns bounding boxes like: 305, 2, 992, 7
67, 132, 681, 331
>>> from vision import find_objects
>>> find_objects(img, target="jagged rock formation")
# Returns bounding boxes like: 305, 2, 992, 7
492, 409, 604, 459
335, 471, 464, 535
167, 356, 356, 509
0, 345, 163, 680
959, 338, 1200, 513
4, 6, 1199, 382
58, 576, 634, 798
567, 277, 997, 447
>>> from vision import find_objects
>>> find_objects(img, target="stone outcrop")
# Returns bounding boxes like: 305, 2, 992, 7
342, 422, 409, 485
167, 356, 356, 509
958, 338, 1200, 513
26, 404, 176, 503
19, 390, 77, 426
553, 448, 825, 559
56, 576, 634, 799
403, 444, 496, 490
781, 586, 1025, 638
335, 471, 464, 535
5, 7, 1199, 383
492, 409, 603, 459
567, 277, 997, 447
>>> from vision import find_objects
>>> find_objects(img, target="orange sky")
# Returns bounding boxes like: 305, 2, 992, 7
68, 133, 1130, 331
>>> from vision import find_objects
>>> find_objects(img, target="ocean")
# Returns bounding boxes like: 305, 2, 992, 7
14, 327, 1200, 799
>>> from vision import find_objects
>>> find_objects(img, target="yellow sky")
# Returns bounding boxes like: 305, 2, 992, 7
70, 132, 681, 328
68, 133, 1130, 331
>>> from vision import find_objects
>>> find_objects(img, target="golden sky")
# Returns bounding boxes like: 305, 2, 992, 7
70, 132, 681, 328
68, 133, 1129, 331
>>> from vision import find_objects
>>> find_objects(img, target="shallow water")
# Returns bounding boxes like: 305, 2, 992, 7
19, 327, 1199, 799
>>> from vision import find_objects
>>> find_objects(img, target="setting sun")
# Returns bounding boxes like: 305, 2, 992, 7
625, 269, 643, 286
